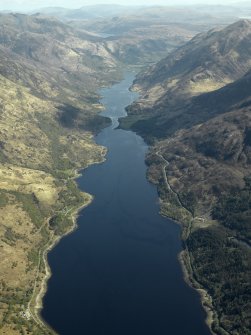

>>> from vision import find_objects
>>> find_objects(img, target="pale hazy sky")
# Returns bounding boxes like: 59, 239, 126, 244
0, 0, 241, 11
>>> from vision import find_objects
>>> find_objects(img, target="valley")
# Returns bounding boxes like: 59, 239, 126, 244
0, 5, 250, 335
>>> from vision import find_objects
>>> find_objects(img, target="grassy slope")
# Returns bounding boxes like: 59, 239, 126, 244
0, 70, 108, 335
0, 13, 121, 335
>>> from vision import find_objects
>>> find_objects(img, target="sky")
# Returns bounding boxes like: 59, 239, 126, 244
0, 0, 242, 11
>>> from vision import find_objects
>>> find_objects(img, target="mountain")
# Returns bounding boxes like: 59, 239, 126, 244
148, 69, 251, 215
0, 13, 117, 72
0, 13, 120, 108
192, 3, 251, 17
127, 65, 251, 140
72, 16, 200, 65
102, 24, 195, 65
135, 19, 251, 90
121, 20, 251, 335
74, 6, 237, 33
146, 71, 251, 335
34, 5, 144, 20
122, 19, 251, 139
30, 6, 240, 67
71, 7, 238, 66
0, 13, 121, 334
2, 11, 200, 68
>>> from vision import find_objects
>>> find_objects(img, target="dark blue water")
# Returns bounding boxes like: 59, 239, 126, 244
41, 73, 211, 335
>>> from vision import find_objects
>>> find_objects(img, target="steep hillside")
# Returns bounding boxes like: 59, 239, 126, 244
135, 19, 251, 90
0, 13, 120, 335
147, 74, 251, 219
0, 13, 118, 89
102, 25, 194, 65
72, 19, 198, 66
122, 20, 251, 138
122, 20, 251, 335
128, 68, 251, 141
69, 6, 239, 66
146, 91, 251, 335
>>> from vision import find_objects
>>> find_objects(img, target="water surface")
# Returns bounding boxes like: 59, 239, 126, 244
42, 73, 211, 335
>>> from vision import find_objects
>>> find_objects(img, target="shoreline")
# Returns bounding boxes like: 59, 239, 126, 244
30, 72, 139, 334
33, 196, 93, 328
29, 152, 107, 334
29, 71, 218, 335
178, 249, 217, 335
30, 73, 137, 333
151, 151, 218, 335
28, 77, 112, 333
160, 207, 218, 335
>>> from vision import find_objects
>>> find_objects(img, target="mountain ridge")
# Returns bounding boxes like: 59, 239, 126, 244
121, 19, 251, 140
121, 19, 251, 335
0, 13, 122, 334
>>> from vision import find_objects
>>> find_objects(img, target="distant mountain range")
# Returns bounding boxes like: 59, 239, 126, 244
31, 5, 145, 20
25, 4, 239, 24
